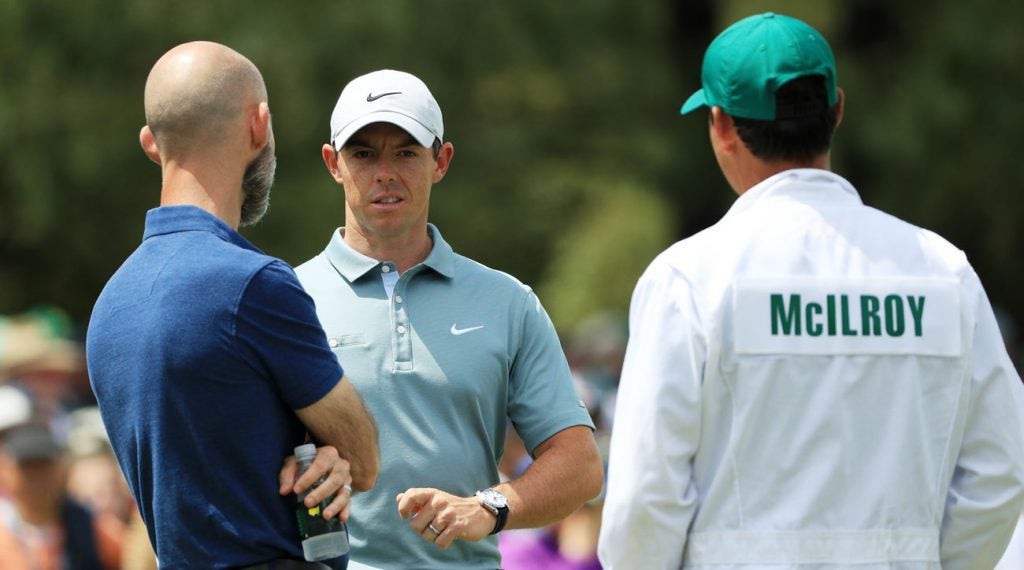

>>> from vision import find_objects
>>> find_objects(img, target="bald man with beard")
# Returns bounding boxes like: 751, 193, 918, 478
86, 42, 379, 570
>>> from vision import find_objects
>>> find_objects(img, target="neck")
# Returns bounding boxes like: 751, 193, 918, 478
342, 225, 433, 274
159, 160, 243, 229
733, 153, 831, 195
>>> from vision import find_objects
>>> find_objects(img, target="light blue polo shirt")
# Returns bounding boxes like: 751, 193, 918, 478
295, 224, 594, 570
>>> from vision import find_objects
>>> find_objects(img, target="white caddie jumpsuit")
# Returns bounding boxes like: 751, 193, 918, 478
599, 169, 1024, 570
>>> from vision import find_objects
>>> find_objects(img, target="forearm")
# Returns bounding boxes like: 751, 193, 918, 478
496, 425, 603, 530
326, 379, 379, 491
297, 376, 380, 490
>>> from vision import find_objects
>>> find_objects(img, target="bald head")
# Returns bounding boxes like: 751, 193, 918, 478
144, 41, 267, 158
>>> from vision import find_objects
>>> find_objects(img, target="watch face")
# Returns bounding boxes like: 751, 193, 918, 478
480, 488, 508, 508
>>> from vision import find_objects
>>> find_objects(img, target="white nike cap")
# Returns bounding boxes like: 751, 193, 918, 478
329, 69, 444, 150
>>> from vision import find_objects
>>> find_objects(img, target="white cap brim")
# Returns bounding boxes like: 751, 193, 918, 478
332, 110, 437, 150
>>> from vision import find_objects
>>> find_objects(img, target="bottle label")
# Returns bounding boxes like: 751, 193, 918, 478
296, 495, 344, 539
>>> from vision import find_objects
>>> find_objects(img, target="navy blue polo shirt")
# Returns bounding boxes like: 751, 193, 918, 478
86, 206, 342, 569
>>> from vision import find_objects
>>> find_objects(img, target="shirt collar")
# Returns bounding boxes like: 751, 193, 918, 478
323, 223, 456, 281
142, 205, 261, 253
723, 168, 862, 220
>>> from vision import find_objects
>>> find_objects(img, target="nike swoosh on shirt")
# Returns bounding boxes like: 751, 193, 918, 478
366, 91, 401, 102
450, 324, 485, 336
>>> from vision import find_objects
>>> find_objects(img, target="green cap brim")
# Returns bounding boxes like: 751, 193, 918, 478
680, 89, 707, 115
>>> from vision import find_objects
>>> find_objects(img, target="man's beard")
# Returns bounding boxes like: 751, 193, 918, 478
239, 136, 276, 227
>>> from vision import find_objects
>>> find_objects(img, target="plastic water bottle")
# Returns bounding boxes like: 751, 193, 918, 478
294, 444, 349, 561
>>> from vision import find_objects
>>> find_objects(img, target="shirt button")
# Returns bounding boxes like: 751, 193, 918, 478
381, 265, 391, 273
328, 338, 339, 348
395, 295, 403, 304
397, 325, 406, 335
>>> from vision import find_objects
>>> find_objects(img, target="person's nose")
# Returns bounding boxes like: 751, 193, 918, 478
374, 156, 396, 184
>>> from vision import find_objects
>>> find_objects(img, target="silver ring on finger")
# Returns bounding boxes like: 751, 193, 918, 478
428, 523, 441, 535
342, 484, 353, 495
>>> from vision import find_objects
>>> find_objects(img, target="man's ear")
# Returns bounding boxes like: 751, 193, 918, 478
709, 107, 738, 153
432, 142, 455, 183
250, 102, 271, 151
139, 126, 161, 165
322, 143, 344, 183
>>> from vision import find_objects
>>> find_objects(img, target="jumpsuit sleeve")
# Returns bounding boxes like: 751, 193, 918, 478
940, 269, 1024, 569
598, 259, 706, 569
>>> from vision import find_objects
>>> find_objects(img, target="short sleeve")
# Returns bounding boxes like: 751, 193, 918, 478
235, 261, 342, 409
507, 289, 595, 453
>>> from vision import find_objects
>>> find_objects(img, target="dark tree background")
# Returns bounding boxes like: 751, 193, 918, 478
1, 0, 1021, 362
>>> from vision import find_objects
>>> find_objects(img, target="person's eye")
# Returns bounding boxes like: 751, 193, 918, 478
351, 150, 372, 159
398, 149, 418, 158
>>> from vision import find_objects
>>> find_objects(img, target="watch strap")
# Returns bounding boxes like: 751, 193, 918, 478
476, 489, 510, 535
488, 502, 509, 535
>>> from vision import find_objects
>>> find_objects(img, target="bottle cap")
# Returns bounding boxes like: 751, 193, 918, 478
295, 443, 317, 462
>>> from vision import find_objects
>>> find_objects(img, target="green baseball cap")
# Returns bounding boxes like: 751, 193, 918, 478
680, 12, 838, 120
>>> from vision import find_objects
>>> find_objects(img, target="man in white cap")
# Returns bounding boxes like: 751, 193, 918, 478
598, 12, 1024, 570
295, 70, 604, 569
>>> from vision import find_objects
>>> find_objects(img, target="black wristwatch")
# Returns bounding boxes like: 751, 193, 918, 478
475, 488, 510, 535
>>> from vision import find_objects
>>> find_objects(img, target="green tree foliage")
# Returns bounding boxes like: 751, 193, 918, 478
832, 0, 1024, 342
539, 177, 673, 330
1, 1, 1022, 356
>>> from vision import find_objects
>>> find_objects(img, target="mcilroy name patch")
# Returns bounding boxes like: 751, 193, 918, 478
733, 278, 962, 356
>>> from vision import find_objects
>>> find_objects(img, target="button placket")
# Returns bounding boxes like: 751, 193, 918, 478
393, 279, 413, 370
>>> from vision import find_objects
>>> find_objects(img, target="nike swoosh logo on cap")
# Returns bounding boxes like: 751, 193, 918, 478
450, 324, 484, 336
366, 91, 402, 102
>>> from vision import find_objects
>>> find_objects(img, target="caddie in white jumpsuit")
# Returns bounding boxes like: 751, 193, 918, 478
598, 13, 1024, 570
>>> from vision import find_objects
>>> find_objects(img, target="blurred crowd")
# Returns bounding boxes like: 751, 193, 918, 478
0, 307, 156, 570
2, 305, 1021, 569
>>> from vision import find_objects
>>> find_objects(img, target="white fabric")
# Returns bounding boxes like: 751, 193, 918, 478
995, 512, 1024, 570
598, 169, 1024, 570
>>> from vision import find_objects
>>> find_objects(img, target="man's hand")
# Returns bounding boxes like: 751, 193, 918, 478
278, 445, 354, 522
396, 488, 495, 549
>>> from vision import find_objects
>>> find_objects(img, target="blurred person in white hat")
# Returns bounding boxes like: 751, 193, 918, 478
0, 421, 121, 569
0, 385, 34, 435
0, 312, 88, 427
294, 70, 603, 569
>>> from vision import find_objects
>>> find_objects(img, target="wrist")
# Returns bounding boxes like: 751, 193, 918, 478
475, 488, 509, 535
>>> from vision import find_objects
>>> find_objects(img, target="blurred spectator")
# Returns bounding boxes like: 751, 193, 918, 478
567, 311, 626, 432
0, 308, 91, 431
64, 407, 137, 567
499, 426, 606, 570
0, 421, 120, 569
0, 385, 34, 435
119, 510, 158, 570
500, 501, 603, 570
64, 407, 157, 570
64, 408, 134, 526
498, 422, 532, 482
1, 316, 159, 570
498, 427, 603, 570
